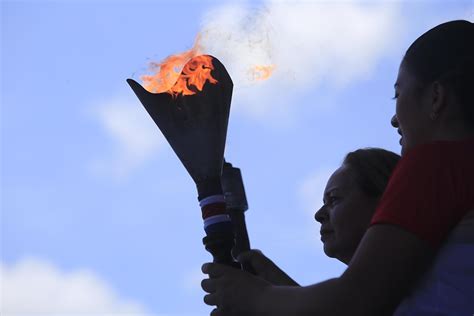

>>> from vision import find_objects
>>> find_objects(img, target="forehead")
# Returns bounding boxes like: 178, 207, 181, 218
325, 165, 356, 193
396, 61, 418, 89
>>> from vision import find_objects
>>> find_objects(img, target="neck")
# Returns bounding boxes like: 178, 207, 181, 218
431, 120, 474, 142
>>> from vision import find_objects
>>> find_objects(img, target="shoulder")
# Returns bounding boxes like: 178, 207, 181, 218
386, 137, 474, 190
370, 137, 474, 248
402, 137, 474, 167
402, 137, 473, 165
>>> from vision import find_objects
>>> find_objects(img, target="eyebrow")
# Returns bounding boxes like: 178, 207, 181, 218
394, 82, 399, 88
323, 188, 340, 202
325, 188, 339, 194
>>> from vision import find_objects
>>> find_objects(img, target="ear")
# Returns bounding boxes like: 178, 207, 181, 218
429, 81, 447, 120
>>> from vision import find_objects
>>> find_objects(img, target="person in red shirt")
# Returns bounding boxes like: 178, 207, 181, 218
201, 20, 474, 316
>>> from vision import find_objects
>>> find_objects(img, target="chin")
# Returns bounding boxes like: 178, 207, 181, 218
323, 243, 351, 264
401, 145, 407, 156
323, 243, 337, 258
400, 142, 411, 156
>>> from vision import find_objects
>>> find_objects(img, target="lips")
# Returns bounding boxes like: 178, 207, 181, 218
320, 231, 333, 242
320, 229, 334, 236
398, 129, 403, 145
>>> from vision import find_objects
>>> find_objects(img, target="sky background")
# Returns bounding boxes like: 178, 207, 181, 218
1, 0, 473, 315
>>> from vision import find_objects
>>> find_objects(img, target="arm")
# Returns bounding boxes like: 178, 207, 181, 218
203, 224, 434, 316
265, 225, 434, 315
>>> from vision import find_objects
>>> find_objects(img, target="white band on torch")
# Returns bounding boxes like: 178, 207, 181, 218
199, 194, 225, 208
204, 214, 231, 229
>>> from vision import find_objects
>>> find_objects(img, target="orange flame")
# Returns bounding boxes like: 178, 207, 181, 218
141, 34, 275, 97
249, 65, 275, 81
169, 55, 217, 96
141, 37, 218, 97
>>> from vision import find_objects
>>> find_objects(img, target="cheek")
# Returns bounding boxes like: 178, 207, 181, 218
329, 205, 353, 238
330, 202, 372, 242
395, 98, 408, 128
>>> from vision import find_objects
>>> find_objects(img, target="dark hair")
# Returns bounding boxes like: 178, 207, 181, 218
343, 148, 400, 198
402, 20, 474, 126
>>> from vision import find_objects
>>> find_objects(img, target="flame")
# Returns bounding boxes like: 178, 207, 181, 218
249, 65, 275, 81
169, 55, 218, 96
141, 36, 217, 97
141, 34, 275, 97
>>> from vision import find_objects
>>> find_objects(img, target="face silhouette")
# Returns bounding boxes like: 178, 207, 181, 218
314, 164, 379, 264
391, 62, 434, 155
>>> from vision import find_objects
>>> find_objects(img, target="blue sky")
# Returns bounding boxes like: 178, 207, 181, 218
1, 1, 473, 315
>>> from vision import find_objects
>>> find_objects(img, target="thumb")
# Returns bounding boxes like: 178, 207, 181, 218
237, 249, 269, 272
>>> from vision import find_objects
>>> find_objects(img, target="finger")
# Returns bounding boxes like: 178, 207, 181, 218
212, 306, 234, 316
201, 278, 216, 293
237, 249, 268, 271
202, 262, 231, 278
203, 293, 219, 306
210, 307, 223, 316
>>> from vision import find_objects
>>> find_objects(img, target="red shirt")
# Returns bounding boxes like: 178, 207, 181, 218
370, 137, 474, 248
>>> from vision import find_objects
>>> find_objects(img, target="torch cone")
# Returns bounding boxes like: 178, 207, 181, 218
126, 55, 233, 184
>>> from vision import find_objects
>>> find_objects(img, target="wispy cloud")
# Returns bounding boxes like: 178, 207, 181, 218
199, 1, 402, 119
1, 257, 149, 315
298, 167, 336, 216
89, 96, 165, 180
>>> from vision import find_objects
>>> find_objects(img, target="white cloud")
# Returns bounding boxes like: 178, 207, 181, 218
298, 167, 336, 215
199, 0, 402, 119
181, 267, 206, 293
89, 96, 165, 180
0, 257, 149, 315
294, 167, 339, 253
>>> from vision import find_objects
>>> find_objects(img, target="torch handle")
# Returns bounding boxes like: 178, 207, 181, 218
221, 160, 256, 274
202, 232, 240, 267
229, 211, 251, 254
228, 211, 256, 274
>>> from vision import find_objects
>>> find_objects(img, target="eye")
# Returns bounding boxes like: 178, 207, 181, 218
327, 196, 340, 205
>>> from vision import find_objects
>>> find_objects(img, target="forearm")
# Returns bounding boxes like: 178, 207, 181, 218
259, 277, 371, 316
265, 265, 300, 287
257, 225, 434, 316
202, 225, 434, 315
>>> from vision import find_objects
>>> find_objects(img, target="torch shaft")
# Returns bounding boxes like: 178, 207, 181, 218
221, 160, 256, 274
229, 211, 250, 253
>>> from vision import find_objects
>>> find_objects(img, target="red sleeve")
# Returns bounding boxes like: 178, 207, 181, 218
370, 140, 474, 249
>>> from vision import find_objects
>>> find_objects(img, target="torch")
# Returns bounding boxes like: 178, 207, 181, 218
127, 55, 245, 267
221, 160, 255, 273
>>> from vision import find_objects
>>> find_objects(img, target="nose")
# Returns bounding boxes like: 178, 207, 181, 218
391, 114, 399, 128
315, 205, 328, 223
